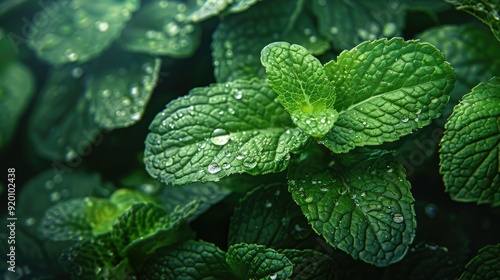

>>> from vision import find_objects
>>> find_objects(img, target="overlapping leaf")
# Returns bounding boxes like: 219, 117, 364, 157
320, 38, 455, 153
144, 79, 310, 185
440, 77, 500, 206
28, 0, 139, 64
119, 0, 201, 58
460, 243, 500, 279
261, 42, 338, 137
288, 149, 416, 266
446, 0, 500, 41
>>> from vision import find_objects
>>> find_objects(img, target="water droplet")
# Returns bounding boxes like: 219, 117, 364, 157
222, 163, 231, 169
270, 273, 277, 280
65, 49, 78, 62
265, 200, 272, 208
25, 217, 36, 226
392, 213, 404, 223
243, 158, 257, 169
165, 22, 180, 36
309, 36, 317, 43
71, 67, 83, 78
320, 187, 328, 192
233, 90, 243, 99
164, 157, 173, 167
210, 128, 230, 145
387, 166, 393, 173
304, 196, 313, 203
401, 117, 409, 123
50, 191, 61, 202
207, 163, 221, 174
65, 148, 78, 161
96, 21, 109, 32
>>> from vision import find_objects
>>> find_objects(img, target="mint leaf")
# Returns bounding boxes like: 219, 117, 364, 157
320, 38, 455, 153
212, 0, 328, 82
417, 24, 500, 120
280, 249, 335, 279
261, 42, 338, 137
0, 61, 35, 149
118, 0, 201, 58
59, 233, 120, 278
439, 77, 500, 207
187, 0, 260, 22
226, 243, 293, 280
460, 244, 500, 279
18, 170, 109, 238
446, 0, 500, 41
144, 79, 310, 185
141, 240, 234, 280
86, 52, 161, 129
308, 0, 406, 51
39, 198, 94, 241
228, 184, 313, 249
289, 149, 416, 266
28, 0, 139, 64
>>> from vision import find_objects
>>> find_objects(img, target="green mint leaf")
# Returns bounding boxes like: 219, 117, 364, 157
117, 201, 198, 261
144, 79, 310, 185
226, 243, 293, 280
86, 52, 161, 129
118, 0, 201, 58
460, 244, 500, 279
212, 0, 328, 82
228, 184, 313, 249
384, 243, 462, 280
289, 149, 416, 266
187, 0, 260, 22
59, 233, 120, 278
417, 24, 500, 121
280, 249, 335, 279
28, 0, 139, 64
110, 188, 159, 213
320, 38, 455, 153
18, 170, 109, 238
439, 77, 500, 207
39, 198, 94, 241
0, 61, 35, 149
141, 240, 234, 280
446, 0, 500, 41
261, 42, 338, 137
308, 0, 406, 51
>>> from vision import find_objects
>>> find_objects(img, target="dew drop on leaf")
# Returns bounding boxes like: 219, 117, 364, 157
392, 213, 404, 223
210, 128, 230, 145
164, 157, 173, 167
270, 273, 277, 280
304, 196, 313, 203
207, 163, 221, 174
401, 117, 409, 123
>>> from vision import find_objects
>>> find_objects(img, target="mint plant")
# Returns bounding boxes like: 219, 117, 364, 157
1, 0, 499, 279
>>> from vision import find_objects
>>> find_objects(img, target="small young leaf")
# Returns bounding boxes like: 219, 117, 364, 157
280, 249, 336, 279
141, 240, 234, 280
0, 61, 35, 149
439, 77, 500, 207
28, 0, 139, 64
118, 0, 201, 58
144, 79, 310, 185
261, 42, 338, 137
228, 184, 313, 249
320, 38, 455, 153
446, 0, 500, 41
85, 52, 161, 129
289, 149, 416, 266
226, 243, 293, 280
460, 244, 500, 279
308, 0, 406, 51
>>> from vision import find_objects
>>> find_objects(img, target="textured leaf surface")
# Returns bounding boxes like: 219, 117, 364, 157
86, 52, 161, 129
289, 149, 416, 266
261, 42, 338, 137
144, 79, 310, 185
211, 0, 328, 82
417, 24, 500, 107
0, 61, 34, 149
308, 0, 406, 51
280, 249, 336, 280
320, 38, 455, 153
226, 243, 293, 280
119, 0, 201, 58
141, 240, 234, 280
28, 0, 139, 64
440, 77, 500, 206
460, 244, 500, 279
447, 0, 500, 41
229, 184, 313, 249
